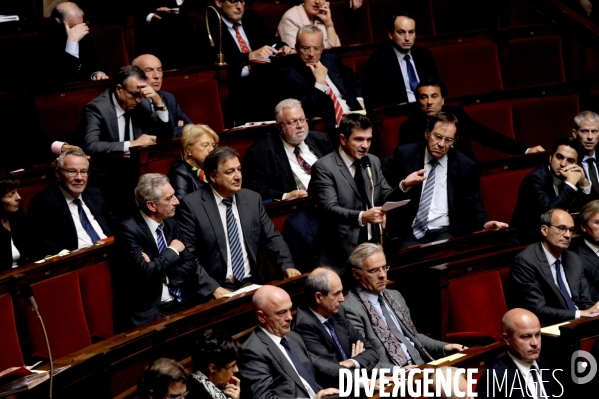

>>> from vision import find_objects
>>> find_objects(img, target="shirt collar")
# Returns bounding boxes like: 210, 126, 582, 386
112, 93, 126, 118
280, 134, 308, 152
259, 326, 282, 344
507, 351, 540, 375
221, 16, 239, 30
309, 307, 328, 324
140, 210, 161, 233
424, 148, 448, 168
59, 186, 80, 203
211, 186, 235, 205
549, 165, 563, 188
338, 146, 357, 170
541, 242, 560, 266
584, 238, 599, 255
392, 45, 412, 60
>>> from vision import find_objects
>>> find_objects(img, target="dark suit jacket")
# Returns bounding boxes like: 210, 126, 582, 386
382, 142, 489, 238
363, 43, 439, 109
398, 105, 529, 161
114, 212, 217, 328
26, 185, 113, 259
511, 164, 596, 244
284, 54, 364, 137
238, 328, 321, 399
159, 90, 192, 138
570, 237, 599, 302
176, 186, 294, 284
293, 306, 379, 388
167, 159, 206, 201
509, 242, 596, 325
242, 131, 333, 200
282, 207, 319, 273
77, 89, 173, 154
1, 208, 30, 270
309, 151, 399, 275
477, 354, 559, 399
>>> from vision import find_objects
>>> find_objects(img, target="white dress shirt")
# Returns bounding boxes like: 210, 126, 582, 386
11, 239, 20, 268
507, 352, 548, 399
222, 17, 252, 77
584, 239, 599, 256
60, 187, 107, 250
540, 244, 580, 318
281, 135, 318, 194
392, 47, 419, 103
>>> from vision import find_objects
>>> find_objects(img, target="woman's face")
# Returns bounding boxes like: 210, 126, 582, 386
303, 0, 323, 18
187, 134, 217, 167
1, 189, 20, 214
210, 360, 238, 387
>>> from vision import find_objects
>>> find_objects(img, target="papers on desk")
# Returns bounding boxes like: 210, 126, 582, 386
0, 366, 69, 396
237, 121, 276, 128
427, 353, 466, 366
221, 284, 262, 298
350, 109, 367, 115
382, 200, 410, 212
0, 15, 19, 23
540, 321, 570, 337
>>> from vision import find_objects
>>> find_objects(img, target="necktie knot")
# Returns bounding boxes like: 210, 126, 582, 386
294, 146, 300, 155
588, 158, 596, 165
404, 54, 411, 61
222, 197, 234, 208
156, 224, 163, 235
73, 198, 82, 206
430, 159, 439, 167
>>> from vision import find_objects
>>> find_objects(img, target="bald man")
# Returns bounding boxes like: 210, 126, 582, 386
132, 54, 192, 137
238, 286, 338, 399
477, 309, 561, 398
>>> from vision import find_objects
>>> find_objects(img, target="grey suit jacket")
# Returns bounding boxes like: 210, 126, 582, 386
570, 237, 599, 302
78, 89, 173, 154
342, 289, 446, 369
509, 242, 596, 324
238, 328, 321, 399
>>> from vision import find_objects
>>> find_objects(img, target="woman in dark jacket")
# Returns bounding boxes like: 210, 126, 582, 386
0, 169, 29, 270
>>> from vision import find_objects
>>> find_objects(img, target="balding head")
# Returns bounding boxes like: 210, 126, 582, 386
305, 267, 344, 317
53, 2, 84, 28
252, 286, 293, 337
502, 308, 541, 365
132, 54, 163, 91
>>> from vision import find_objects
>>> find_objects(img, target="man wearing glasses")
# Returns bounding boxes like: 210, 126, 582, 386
382, 112, 507, 248
509, 208, 599, 325
27, 149, 114, 259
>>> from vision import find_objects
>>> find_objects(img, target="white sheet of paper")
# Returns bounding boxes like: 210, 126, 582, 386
382, 200, 410, 212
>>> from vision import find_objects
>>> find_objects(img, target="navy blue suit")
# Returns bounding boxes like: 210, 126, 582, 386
158, 90, 192, 138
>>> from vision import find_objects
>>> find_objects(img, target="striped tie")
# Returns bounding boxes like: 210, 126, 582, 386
325, 81, 343, 126
222, 198, 245, 282
157, 225, 182, 302
412, 159, 438, 239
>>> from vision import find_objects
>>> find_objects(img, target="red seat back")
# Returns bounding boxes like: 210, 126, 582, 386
479, 168, 534, 223
89, 25, 129, 77
463, 102, 515, 162
330, 1, 374, 45
506, 36, 566, 88
78, 263, 114, 341
381, 115, 409, 157
0, 294, 24, 370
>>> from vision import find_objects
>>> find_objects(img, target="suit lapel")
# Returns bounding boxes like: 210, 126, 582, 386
385, 44, 407, 95
271, 135, 296, 187
81, 191, 107, 235
53, 186, 78, 244
334, 151, 362, 199
535, 242, 569, 305
330, 314, 351, 358
106, 91, 121, 142
134, 212, 160, 255
412, 147, 426, 204
236, 191, 256, 262
446, 150, 457, 214
201, 188, 229, 265
562, 251, 580, 301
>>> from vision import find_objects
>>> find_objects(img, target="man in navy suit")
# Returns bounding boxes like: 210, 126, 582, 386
570, 200, 599, 301
132, 54, 193, 137
27, 149, 114, 259
115, 173, 223, 330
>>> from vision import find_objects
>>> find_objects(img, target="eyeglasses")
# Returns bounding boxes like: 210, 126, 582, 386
430, 132, 454, 145
165, 392, 188, 399
359, 265, 390, 275
550, 224, 577, 234
299, 46, 323, 54
223, 0, 245, 4
60, 168, 89, 177
281, 118, 307, 127
122, 87, 142, 98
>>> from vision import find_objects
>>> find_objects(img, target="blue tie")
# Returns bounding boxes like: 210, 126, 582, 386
280, 337, 321, 394
413, 160, 438, 239
555, 260, 576, 311
73, 198, 101, 244
222, 198, 245, 282
324, 320, 348, 360
404, 54, 419, 92
157, 225, 182, 302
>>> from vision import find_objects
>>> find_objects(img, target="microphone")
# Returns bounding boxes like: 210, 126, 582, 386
19, 282, 39, 315
361, 156, 383, 245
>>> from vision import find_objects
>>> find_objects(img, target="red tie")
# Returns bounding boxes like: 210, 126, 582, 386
233, 23, 250, 54
325, 81, 343, 126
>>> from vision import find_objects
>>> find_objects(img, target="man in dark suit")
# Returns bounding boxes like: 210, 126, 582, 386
243, 98, 333, 201
115, 173, 225, 330
309, 114, 399, 278
78, 65, 173, 154
382, 112, 507, 248
362, 12, 439, 108
176, 147, 300, 291
570, 200, 599, 301
27, 149, 113, 259
511, 137, 594, 244
132, 54, 193, 138
284, 25, 364, 141
293, 267, 378, 388
477, 308, 560, 399
572, 111, 599, 197
398, 79, 544, 161
238, 285, 338, 398
509, 208, 599, 325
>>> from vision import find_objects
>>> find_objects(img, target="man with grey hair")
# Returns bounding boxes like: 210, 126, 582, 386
342, 243, 464, 369
570, 200, 599, 301
572, 110, 599, 197
27, 148, 113, 259
115, 173, 225, 330
293, 267, 378, 388
243, 98, 333, 201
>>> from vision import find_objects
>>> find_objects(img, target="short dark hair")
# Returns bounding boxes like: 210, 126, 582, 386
191, 329, 239, 376
339, 114, 372, 140
539, 208, 563, 227
137, 358, 188, 399
203, 146, 239, 177
387, 11, 413, 33
0, 169, 19, 198
550, 137, 583, 162
416, 77, 448, 98
114, 65, 147, 89
424, 112, 459, 135
305, 268, 335, 306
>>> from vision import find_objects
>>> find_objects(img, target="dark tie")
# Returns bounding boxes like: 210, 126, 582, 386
586, 158, 599, 196
72, 198, 101, 244
222, 198, 245, 282
157, 225, 182, 302
413, 159, 438, 240
293, 146, 312, 175
353, 160, 369, 205
280, 337, 321, 394
378, 295, 425, 365
124, 111, 132, 142
323, 320, 348, 360
529, 366, 546, 398
404, 54, 419, 92
555, 259, 577, 311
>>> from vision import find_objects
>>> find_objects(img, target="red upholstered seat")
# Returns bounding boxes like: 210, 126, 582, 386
506, 36, 566, 88
23, 273, 92, 360
78, 263, 114, 341
479, 168, 533, 223
89, 25, 129, 77
381, 115, 410, 158
464, 102, 515, 163
330, 1, 374, 45
230, 142, 252, 164
0, 294, 25, 370
431, 43, 503, 98
270, 216, 287, 233
247, 2, 291, 36
369, 0, 435, 42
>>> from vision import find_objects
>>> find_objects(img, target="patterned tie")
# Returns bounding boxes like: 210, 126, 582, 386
124, 111, 132, 142
280, 337, 321, 394
72, 198, 101, 244
586, 158, 599, 196
323, 320, 348, 360
233, 23, 250, 53
404, 54, 419, 92
222, 198, 245, 282
157, 225, 182, 302
412, 159, 438, 240
324, 81, 343, 126
293, 146, 312, 175
378, 295, 424, 365
555, 259, 577, 311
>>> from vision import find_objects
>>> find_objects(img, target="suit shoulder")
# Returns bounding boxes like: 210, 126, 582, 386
179, 187, 205, 207
450, 148, 476, 168
247, 134, 277, 153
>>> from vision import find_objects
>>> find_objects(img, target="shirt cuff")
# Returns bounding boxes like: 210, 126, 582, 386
282, 192, 288, 200
358, 211, 364, 227
51, 141, 66, 155
156, 109, 169, 122
315, 82, 328, 93
399, 180, 410, 192
575, 310, 581, 319
124, 141, 131, 152
525, 148, 531, 154
167, 246, 180, 256
565, 181, 578, 191
582, 183, 592, 195
350, 359, 360, 369
146, 13, 155, 23
90, 71, 104, 80
65, 40, 79, 58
